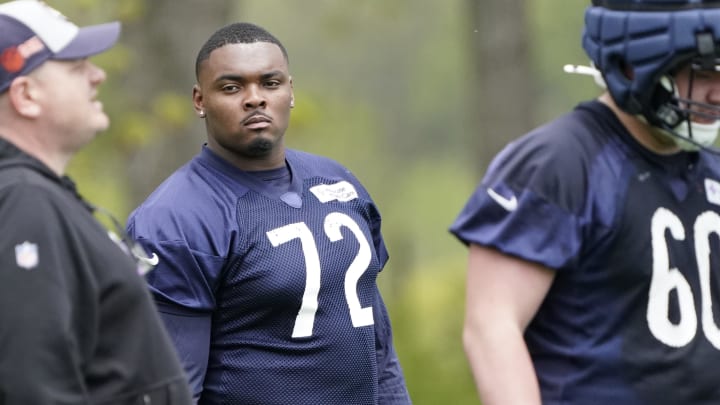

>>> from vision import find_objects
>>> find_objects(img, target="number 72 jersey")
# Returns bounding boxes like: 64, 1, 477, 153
127, 147, 406, 405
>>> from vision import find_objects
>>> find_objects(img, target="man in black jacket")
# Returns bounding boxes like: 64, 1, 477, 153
0, 1, 193, 403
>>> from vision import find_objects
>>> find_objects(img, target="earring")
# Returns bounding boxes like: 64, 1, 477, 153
290, 100, 295, 109
199, 110, 206, 118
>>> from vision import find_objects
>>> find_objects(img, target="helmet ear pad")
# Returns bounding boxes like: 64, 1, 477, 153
601, 57, 644, 114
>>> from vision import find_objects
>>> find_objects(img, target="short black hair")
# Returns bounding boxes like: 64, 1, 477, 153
194, 22, 289, 79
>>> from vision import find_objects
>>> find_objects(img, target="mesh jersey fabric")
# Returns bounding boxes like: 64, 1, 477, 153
450, 100, 720, 404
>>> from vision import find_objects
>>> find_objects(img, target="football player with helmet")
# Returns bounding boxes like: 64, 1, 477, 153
451, 1, 720, 403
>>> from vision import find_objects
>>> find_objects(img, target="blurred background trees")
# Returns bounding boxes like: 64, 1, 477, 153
54, 0, 598, 403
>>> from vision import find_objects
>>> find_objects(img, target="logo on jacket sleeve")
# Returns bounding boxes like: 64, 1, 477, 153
310, 181, 359, 203
15, 241, 38, 270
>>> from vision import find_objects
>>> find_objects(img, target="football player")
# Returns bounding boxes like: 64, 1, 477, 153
451, 1, 720, 404
126, 22, 411, 405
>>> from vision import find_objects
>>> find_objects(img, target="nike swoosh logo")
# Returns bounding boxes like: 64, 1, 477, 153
487, 188, 518, 211
137, 252, 159, 266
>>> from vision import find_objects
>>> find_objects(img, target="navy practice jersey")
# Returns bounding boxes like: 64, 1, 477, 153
127, 146, 410, 405
451, 100, 720, 404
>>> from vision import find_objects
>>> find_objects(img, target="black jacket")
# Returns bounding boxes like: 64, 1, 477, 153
0, 138, 192, 404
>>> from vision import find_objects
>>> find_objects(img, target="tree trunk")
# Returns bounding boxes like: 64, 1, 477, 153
465, 0, 534, 172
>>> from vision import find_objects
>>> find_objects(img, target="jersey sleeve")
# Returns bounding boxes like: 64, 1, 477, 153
126, 196, 232, 399
127, 202, 231, 312
154, 302, 212, 401
365, 193, 389, 269
450, 125, 589, 271
0, 185, 89, 403
374, 288, 411, 404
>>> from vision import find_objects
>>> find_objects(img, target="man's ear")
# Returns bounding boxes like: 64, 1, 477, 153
7, 77, 41, 118
289, 76, 295, 108
192, 84, 205, 118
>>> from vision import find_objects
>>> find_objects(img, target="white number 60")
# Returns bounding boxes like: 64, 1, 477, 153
648, 208, 720, 349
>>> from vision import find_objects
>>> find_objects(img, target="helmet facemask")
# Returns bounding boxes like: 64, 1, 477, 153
647, 59, 720, 150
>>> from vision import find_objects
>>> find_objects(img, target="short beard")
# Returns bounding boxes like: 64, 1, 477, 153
245, 138, 274, 157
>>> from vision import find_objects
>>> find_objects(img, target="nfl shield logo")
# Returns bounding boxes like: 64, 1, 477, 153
15, 241, 38, 270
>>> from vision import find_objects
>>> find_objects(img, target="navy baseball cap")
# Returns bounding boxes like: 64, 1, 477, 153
0, 0, 120, 93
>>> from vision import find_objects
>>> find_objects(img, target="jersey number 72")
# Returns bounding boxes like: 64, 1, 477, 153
266, 212, 375, 338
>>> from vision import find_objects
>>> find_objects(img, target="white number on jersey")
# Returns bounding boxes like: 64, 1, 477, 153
648, 208, 720, 349
266, 212, 374, 338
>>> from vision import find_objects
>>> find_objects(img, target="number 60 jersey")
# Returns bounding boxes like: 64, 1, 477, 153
451, 100, 720, 404
127, 146, 410, 405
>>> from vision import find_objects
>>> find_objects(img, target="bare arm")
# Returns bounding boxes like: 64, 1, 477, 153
463, 244, 556, 405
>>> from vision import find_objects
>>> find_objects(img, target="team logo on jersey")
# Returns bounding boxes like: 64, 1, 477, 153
14, 241, 38, 270
310, 181, 358, 203
706, 178, 720, 206
107, 231, 158, 275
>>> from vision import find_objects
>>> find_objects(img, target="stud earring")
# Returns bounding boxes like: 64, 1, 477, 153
199, 110, 206, 118
290, 100, 295, 108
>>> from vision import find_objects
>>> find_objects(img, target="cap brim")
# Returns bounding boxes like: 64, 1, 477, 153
53, 21, 120, 60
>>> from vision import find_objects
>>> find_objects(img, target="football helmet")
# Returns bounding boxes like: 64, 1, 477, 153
582, 0, 720, 150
